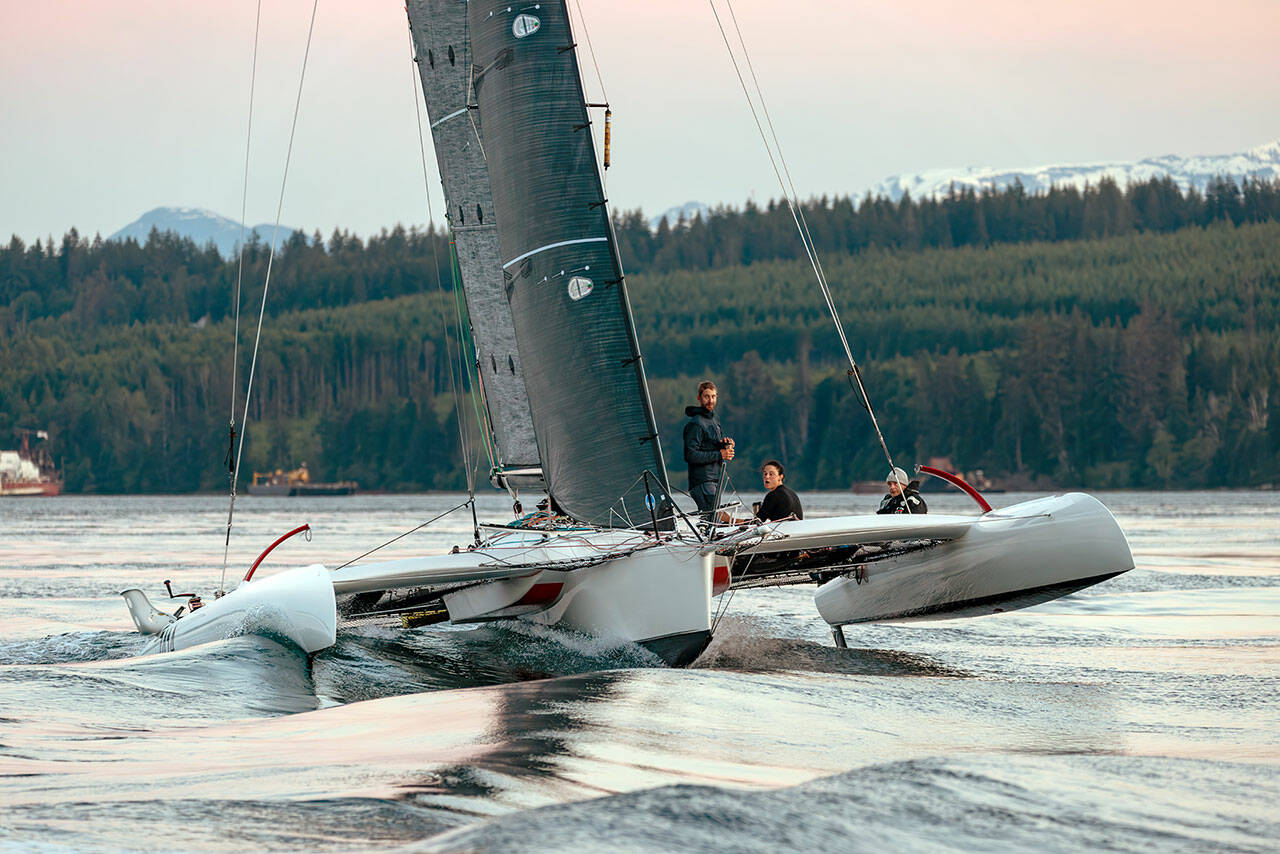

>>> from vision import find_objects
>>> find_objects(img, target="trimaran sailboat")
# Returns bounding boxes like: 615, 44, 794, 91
122, 0, 1134, 665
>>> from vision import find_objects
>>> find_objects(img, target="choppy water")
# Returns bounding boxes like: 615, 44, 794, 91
1, 491, 1277, 852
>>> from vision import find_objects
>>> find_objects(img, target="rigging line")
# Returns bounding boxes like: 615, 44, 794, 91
723, 0, 835, 322
433, 37, 487, 495
709, 0, 904, 483
447, 264, 482, 496
568, 0, 609, 189
708, 1, 846, 364
333, 500, 472, 570
469, 361, 499, 473
230, 0, 322, 554
663, 482, 712, 542
404, 28, 493, 483
570, 0, 608, 104
711, 540, 756, 633
229, 0, 263, 429
721, 1, 901, 481
710, 518, 785, 633
718, 11, 851, 389
449, 248, 497, 472
219, 0, 264, 594
441, 315, 477, 495
707, 3, 837, 358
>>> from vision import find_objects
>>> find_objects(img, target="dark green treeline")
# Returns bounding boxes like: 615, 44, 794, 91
614, 174, 1280, 273
2, 179, 1278, 493
643, 221, 1279, 491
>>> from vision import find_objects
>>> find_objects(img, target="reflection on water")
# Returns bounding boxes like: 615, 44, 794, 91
416, 753, 1280, 854
0, 491, 1277, 851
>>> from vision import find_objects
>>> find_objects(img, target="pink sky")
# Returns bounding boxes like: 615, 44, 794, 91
3, 0, 1278, 241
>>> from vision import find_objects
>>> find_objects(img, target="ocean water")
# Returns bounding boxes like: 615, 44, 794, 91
1, 491, 1277, 852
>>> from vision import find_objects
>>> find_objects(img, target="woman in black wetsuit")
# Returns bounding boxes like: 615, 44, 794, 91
755, 460, 803, 522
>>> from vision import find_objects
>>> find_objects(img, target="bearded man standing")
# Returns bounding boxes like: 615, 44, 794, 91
683, 381, 734, 518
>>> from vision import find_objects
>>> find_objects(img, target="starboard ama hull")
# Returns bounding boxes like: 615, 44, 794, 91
812, 493, 1134, 626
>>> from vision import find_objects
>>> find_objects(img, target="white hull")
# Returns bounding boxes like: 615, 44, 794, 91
526, 542, 714, 665
334, 530, 715, 665
120, 493, 1128, 662
812, 493, 1133, 626
123, 531, 713, 664
122, 564, 337, 654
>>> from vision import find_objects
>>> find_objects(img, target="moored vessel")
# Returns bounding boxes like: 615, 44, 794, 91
0, 429, 61, 497
249, 463, 357, 496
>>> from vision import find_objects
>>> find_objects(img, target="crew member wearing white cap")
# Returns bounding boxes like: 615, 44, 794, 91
876, 467, 927, 514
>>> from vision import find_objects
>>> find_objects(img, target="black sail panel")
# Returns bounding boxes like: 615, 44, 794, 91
406, 0, 542, 489
468, 1, 670, 527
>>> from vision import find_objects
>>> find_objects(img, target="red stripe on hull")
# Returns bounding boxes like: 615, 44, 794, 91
514, 582, 564, 607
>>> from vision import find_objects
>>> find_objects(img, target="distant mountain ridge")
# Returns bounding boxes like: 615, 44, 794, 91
121, 141, 1279, 247
648, 201, 710, 230
870, 140, 1280, 201
109, 207, 295, 258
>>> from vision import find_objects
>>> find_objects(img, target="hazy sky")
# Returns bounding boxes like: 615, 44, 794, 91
3, 0, 1278, 243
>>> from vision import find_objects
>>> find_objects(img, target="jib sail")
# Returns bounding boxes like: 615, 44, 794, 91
406, 0, 542, 491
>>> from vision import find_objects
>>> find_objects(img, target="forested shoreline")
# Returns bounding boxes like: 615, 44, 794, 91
2, 178, 1278, 494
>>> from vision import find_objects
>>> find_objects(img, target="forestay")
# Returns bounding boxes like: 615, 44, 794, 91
406, 0, 542, 489
468, 1, 671, 528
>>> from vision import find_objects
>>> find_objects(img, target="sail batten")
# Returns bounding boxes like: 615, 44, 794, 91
503, 237, 609, 270
469, 0, 671, 527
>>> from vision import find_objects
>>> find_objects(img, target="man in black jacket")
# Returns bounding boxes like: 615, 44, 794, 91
754, 459, 803, 522
877, 467, 927, 514
683, 381, 734, 517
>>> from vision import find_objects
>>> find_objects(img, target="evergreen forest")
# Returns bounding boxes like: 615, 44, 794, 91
2, 176, 1278, 495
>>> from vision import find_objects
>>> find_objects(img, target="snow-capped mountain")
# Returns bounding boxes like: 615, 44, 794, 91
648, 201, 710, 230
871, 140, 1280, 201
109, 207, 296, 258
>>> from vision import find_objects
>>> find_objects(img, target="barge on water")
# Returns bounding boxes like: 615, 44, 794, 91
249, 463, 357, 496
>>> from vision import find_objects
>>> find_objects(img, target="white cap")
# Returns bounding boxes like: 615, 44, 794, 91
887, 467, 909, 485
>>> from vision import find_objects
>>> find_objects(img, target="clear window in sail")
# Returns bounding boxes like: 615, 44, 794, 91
512, 14, 540, 38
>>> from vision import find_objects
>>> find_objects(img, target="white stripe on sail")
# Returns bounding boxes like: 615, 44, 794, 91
502, 237, 608, 269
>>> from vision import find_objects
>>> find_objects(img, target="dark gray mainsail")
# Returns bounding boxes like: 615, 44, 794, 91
467, 0, 672, 527
405, 0, 542, 490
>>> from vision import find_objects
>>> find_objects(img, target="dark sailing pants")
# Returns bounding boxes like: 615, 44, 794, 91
692, 481, 719, 519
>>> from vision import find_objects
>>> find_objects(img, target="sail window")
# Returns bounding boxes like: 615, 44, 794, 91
512, 14, 541, 38
567, 276, 594, 301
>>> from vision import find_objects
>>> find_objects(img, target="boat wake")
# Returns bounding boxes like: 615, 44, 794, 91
414, 753, 1280, 853
694, 625, 969, 678
0, 634, 319, 725
0, 629, 146, 666
315, 621, 665, 704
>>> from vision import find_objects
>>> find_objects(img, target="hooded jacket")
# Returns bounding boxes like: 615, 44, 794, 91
876, 480, 928, 514
683, 405, 725, 488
